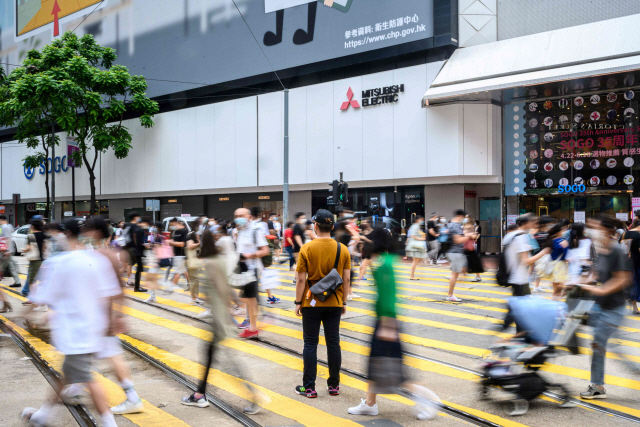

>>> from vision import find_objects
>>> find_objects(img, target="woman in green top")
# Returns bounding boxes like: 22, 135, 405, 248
348, 225, 441, 420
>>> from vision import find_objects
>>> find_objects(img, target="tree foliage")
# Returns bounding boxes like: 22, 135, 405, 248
0, 32, 159, 215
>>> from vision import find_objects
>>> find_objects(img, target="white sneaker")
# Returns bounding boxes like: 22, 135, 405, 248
145, 296, 157, 303
111, 398, 144, 414
446, 295, 462, 302
33, 305, 48, 312
348, 399, 379, 415
195, 298, 205, 305
60, 384, 85, 405
197, 309, 212, 318
347, 295, 353, 301
350, 293, 361, 299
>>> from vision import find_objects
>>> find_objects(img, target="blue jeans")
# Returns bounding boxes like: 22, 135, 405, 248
282, 246, 294, 269
589, 303, 626, 385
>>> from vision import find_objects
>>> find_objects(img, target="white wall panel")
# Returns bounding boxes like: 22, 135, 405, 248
362, 71, 394, 181
427, 104, 462, 176
142, 113, 166, 193
306, 82, 334, 184
100, 140, 116, 196
194, 103, 216, 189
288, 88, 307, 185
235, 97, 258, 188
258, 92, 283, 186
214, 102, 236, 188
128, 118, 146, 194
333, 78, 363, 182
176, 109, 197, 191
463, 104, 489, 175
393, 66, 427, 179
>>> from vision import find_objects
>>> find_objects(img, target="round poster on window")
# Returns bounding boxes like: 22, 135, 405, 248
528, 88, 538, 97
544, 178, 553, 188
574, 96, 584, 106
530, 150, 538, 159
590, 176, 600, 186
528, 102, 538, 111
558, 99, 569, 108
574, 160, 584, 170
559, 178, 569, 186
590, 94, 600, 104
529, 118, 538, 128
590, 79, 600, 89
544, 148, 553, 158
542, 100, 552, 110
606, 158, 617, 168
544, 132, 554, 142
624, 175, 634, 185
607, 109, 617, 120
530, 179, 538, 188
625, 90, 635, 101
559, 161, 569, 171
590, 111, 601, 121
624, 157, 635, 167
606, 175, 617, 186
573, 83, 584, 92
544, 162, 553, 172
543, 117, 553, 126
590, 159, 600, 169
624, 108, 635, 118
529, 163, 538, 172
559, 115, 569, 124
574, 177, 584, 185
607, 92, 617, 102
624, 75, 635, 86
530, 134, 539, 143
607, 78, 618, 89
574, 113, 584, 122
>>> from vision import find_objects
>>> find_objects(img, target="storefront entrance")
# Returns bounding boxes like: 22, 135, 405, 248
519, 193, 630, 223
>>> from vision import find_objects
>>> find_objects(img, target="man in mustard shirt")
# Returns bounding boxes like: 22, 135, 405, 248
294, 209, 351, 398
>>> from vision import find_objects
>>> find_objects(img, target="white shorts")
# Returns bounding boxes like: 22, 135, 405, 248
145, 250, 159, 274
173, 256, 187, 275
98, 336, 123, 359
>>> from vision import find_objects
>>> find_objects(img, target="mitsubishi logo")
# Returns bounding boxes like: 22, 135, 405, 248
340, 87, 360, 110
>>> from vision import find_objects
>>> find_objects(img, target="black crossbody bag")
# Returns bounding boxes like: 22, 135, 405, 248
309, 241, 344, 302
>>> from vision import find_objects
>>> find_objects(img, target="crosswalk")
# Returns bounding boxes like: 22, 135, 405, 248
1, 258, 640, 426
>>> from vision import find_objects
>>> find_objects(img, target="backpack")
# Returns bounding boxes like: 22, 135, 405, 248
122, 225, 134, 248
496, 233, 524, 287
254, 227, 273, 268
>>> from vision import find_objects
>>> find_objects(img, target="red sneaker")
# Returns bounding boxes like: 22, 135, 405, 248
238, 329, 259, 339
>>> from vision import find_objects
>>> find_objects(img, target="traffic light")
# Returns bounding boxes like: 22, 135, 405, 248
338, 181, 349, 204
330, 180, 339, 203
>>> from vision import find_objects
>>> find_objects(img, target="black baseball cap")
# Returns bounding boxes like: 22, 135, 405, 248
313, 209, 334, 226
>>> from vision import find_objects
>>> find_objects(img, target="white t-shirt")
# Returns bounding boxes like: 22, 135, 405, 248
273, 221, 282, 238
236, 222, 268, 270
216, 235, 239, 277
31, 251, 122, 355
504, 231, 531, 285
567, 238, 592, 278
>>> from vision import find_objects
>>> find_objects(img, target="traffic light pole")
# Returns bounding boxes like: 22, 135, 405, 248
283, 89, 290, 226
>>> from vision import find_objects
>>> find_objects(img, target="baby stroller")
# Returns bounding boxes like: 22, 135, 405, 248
479, 297, 576, 416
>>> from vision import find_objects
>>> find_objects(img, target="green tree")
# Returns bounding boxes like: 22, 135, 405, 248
0, 32, 159, 216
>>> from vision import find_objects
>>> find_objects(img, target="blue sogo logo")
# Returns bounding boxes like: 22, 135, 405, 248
558, 184, 586, 194
24, 156, 68, 180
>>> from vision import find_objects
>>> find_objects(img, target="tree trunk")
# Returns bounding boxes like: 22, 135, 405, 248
44, 151, 50, 220
89, 171, 96, 216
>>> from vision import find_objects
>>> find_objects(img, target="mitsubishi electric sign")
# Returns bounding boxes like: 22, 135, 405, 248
340, 84, 405, 110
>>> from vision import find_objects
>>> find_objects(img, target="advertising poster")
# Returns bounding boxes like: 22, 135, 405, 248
574, 211, 585, 223
616, 212, 629, 222
507, 215, 518, 226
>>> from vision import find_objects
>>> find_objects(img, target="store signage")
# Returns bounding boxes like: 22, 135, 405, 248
258, 196, 270, 200
464, 190, 476, 198
167, 199, 178, 203
0, 205, 4, 214
64, 211, 73, 217
574, 211, 585, 224
24, 156, 69, 180
616, 212, 629, 222
632, 198, 640, 214
219, 197, 229, 201
181, 214, 191, 217
340, 84, 405, 110
26, 204, 36, 212
67, 136, 81, 168
558, 184, 586, 194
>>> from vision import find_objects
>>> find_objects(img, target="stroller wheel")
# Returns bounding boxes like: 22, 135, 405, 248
507, 399, 528, 416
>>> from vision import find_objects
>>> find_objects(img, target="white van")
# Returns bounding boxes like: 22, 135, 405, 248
161, 216, 199, 233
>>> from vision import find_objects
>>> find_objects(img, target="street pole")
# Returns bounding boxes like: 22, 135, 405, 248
72, 164, 76, 217
283, 89, 289, 226
51, 124, 55, 222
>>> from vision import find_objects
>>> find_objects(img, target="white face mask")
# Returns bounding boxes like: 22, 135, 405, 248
169, 226, 177, 231
463, 218, 469, 224
440, 218, 446, 223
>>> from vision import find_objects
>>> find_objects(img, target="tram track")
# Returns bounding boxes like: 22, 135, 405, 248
0, 318, 99, 427
121, 292, 640, 425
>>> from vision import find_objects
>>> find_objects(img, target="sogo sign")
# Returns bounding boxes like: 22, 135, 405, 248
340, 84, 405, 110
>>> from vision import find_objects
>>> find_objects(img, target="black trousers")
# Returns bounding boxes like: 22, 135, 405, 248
301, 307, 342, 390
133, 255, 144, 289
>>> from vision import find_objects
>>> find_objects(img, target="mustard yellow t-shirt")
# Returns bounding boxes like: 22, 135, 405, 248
296, 238, 352, 308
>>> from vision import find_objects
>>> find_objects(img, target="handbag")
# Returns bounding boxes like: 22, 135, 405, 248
228, 259, 257, 288
534, 253, 554, 277
406, 236, 425, 251
25, 234, 40, 262
463, 238, 475, 251
309, 241, 344, 302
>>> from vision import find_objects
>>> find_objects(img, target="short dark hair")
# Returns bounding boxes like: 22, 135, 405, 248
169, 217, 179, 223
286, 221, 293, 228
200, 228, 219, 258
516, 215, 531, 227
85, 217, 111, 240
128, 211, 140, 221
600, 215, 619, 231
538, 215, 554, 225
30, 218, 44, 231
0, 215, 6, 221
315, 221, 333, 233
295, 212, 305, 219
250, 206, 261, 218
453, 209, 466, 217
140, 217, 151, 224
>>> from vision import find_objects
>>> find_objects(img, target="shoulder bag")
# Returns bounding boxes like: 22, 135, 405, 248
309, 241, 344, 302
26, 234, 40, 261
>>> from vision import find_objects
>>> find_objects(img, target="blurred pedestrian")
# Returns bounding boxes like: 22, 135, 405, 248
281, 221, 295, 270
426, 213, 439, 265
0, 214, 21, 289
347, 227, 441, 419
186, 218, 204, 306
444, 210, 468, 302
294, 209, 351, 398
406, 216, 426, 280
167, 218, 190, 291
21, 216, 47, 299
463, 217, 483, 282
